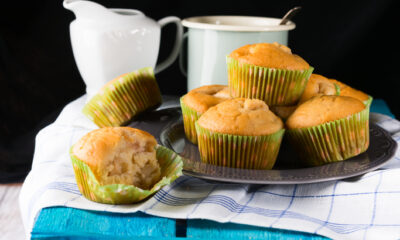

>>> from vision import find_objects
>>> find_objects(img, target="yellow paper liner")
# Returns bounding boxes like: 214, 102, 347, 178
286, 107, 370, 166
82, 67, 162, 127
227, 56, 314, 106
364, 95, 373, 109
195, 122, 285, 169
180, 97, 203, 144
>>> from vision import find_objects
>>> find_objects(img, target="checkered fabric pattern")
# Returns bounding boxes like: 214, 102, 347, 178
19, 96, 400, 240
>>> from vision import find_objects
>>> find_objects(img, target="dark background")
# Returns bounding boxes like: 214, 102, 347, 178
0, 0, 397, 182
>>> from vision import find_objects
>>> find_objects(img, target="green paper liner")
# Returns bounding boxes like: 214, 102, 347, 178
195, 122, 285, 169
334, 83, 341, 96
227, 56, 314, 106
286, 107, 370, 166
180, 97, 202, 144
82, 67, 162, 127
70, 145, 183, 204
364, 95, 373, 109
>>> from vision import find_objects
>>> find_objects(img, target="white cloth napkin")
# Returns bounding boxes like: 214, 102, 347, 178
19, 95, 400, 240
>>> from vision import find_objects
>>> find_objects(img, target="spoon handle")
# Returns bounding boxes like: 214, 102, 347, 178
280, 6, 302, 25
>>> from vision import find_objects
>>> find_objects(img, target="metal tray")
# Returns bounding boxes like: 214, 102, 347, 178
128, 107, 397, 184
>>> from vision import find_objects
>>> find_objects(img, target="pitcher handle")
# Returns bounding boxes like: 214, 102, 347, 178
155, 16, 183, 74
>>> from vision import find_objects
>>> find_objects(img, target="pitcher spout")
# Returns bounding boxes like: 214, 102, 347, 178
63, 0, 112, 21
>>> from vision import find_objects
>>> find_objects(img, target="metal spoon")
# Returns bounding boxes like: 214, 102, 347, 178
280, 6, 302, 25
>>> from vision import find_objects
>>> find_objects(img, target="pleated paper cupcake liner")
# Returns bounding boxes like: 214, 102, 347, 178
364, 95, 373, 109
180, 97, 202, 144
70, 145, 183, 204
334, 83, 341, 96
286, 107, 370, 166
82, 67, 162, 127
227, 56, 314, 106
195, 122, 285, 169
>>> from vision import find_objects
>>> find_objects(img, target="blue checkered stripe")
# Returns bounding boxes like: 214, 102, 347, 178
145, 172, 400, 237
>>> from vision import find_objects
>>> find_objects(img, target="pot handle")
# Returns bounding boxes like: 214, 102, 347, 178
155, 16, 183, 74
178, 32, 188, 77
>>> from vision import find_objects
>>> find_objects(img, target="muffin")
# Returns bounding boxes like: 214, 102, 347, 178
180, 85, 231, 144
270, 105, 298, 120
195, 98, 285, 169
70, 127, 183, 204
227, 42, 314, 106
82, 67, 162, 128
270, 74, 339, 120
328, 78, 372, 107
298, 74, 340, 104
286, 95, 369, 166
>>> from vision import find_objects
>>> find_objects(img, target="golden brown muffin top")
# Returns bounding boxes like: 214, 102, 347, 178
182, 85, 231, 113
197, 98, 283, 135
299, 74, 337, 104
286, 95, 366, 129
72, 127, 160, 188
329, 79, 369, 102
228, 42, 310, 70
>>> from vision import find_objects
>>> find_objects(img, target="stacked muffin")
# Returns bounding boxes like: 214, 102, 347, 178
227, 42, 314, 106
286, 95, 369, 166
195, 98, 285, 169
181, 42, 372, 169
180, 85, 231, 144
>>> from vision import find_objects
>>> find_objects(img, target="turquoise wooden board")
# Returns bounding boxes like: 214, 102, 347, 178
32, 207, 328, 239
31, 207, 176, 239
370, 99, 395, 118
187, 219, 328, 240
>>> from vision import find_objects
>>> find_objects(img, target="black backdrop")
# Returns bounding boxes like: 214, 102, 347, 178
0, 0, 398, 182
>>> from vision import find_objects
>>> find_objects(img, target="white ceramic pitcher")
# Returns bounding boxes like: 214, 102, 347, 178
63, 0, 183, 99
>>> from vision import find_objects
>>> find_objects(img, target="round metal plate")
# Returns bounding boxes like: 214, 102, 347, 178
128, 107, 397, 184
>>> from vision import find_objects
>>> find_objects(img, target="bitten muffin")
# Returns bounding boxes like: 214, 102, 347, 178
180, 85, 231, 144
70, 127, 184, 204
82, 67, 162, 128
328, 79, 372, 107
73, 127, 161, 189
286, 95, 369, 166
196, 98, 285, 169
227, 42, 313, 106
